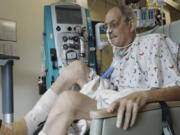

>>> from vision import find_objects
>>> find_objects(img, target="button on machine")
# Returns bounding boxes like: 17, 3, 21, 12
74, 44, 79, 49
67, 26, 72, 31
56, 26, 61, 31
63, 44, 68, 50
62, 36, 68, 42
73, 36, 79, 42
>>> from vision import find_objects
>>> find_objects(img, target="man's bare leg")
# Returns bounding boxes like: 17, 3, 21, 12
51, 60, 90, 95
24, 60, 90, 135
41, 90, 97, 135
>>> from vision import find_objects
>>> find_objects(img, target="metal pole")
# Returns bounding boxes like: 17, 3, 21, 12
100, 50, 103, 75
1, 60, 14, 123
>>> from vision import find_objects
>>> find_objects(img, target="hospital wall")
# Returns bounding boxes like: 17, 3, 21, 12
0, 0, 113, 121
88, 0, 114, 73
0, 0, 51, 121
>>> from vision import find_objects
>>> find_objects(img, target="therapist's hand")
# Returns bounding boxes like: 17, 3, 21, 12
107, 91, 148, 130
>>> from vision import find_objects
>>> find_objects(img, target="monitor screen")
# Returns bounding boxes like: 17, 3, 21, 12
55, 6, 83, 24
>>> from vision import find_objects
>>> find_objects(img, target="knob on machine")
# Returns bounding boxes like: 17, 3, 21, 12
62, 36, 68, 42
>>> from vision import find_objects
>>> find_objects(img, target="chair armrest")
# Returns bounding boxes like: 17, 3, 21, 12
90, 101, 180, 119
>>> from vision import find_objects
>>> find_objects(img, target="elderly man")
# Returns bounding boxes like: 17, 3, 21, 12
0, 5, 180, 135
38, 5, 180, 135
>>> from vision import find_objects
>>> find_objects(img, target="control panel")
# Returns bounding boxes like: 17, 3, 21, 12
51, 4, 89, 68
43, 3, 96, 89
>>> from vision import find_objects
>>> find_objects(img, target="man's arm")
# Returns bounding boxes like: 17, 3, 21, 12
107, 34, 180, 130
146, 86, 180, 102
107, 86, 180, 130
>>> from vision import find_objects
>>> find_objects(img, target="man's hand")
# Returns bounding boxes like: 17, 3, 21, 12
107, 91, 149, 130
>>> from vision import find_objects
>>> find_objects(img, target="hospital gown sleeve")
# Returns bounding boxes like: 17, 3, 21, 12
147, 34, 180, 88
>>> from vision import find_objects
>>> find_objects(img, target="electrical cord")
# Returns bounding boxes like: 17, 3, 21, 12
89, 0, 97, 11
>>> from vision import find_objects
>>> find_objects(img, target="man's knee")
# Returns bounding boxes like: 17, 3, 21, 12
61, 61, 89, 85
62, 61, 88, 76
69, 60, 89, 74
59, 91, 87, 110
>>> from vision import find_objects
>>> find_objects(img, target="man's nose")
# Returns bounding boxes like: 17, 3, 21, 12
107, 27, 112, 34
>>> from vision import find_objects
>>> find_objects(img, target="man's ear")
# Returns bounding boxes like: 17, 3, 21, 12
129, 19, 136, 32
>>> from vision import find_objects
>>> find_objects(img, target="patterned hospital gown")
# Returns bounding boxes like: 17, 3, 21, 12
81, 33, 180, 109
73, 33, 180, 135
110, 33, 180, 90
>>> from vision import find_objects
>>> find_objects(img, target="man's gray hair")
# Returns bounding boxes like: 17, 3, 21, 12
117, 5, 136, 23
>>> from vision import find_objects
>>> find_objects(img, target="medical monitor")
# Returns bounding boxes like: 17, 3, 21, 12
55, 6, 83, 24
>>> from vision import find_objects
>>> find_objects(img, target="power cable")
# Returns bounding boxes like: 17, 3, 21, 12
89, 0, 97, 11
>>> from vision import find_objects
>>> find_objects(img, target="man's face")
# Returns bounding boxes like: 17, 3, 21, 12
105, 7, 132, 47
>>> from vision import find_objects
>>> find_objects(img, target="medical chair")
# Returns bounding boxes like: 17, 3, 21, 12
89, 20, 180, 135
